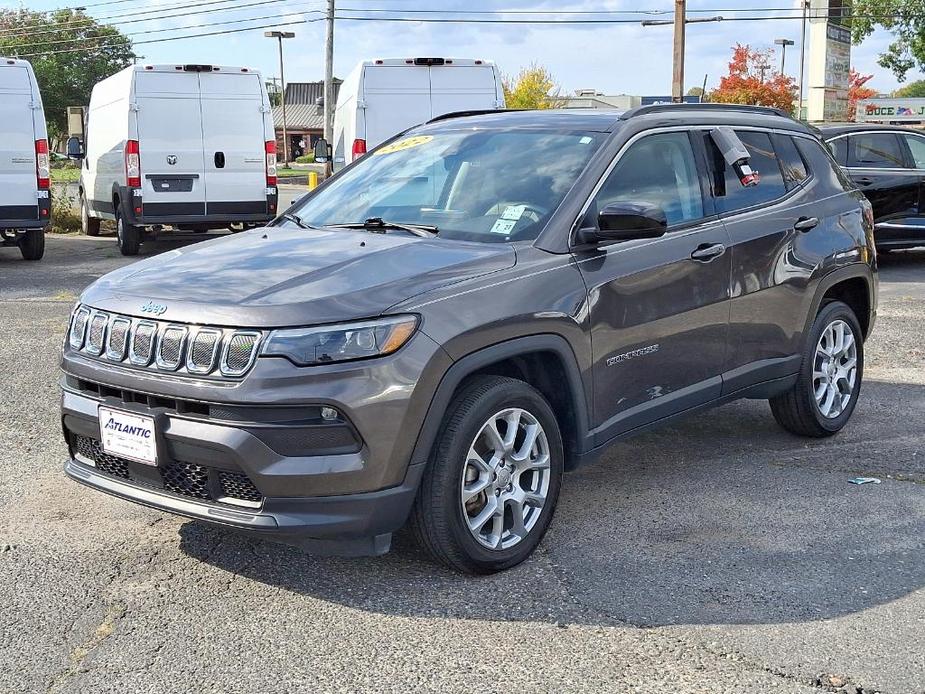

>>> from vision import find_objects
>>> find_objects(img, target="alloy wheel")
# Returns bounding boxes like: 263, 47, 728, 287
461, 407, 551, 550
813, 319, 858, 419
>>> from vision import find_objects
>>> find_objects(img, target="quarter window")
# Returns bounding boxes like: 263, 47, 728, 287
902, 134, 925, 169
710, 130, 787, 212
827, 137, 848, 166
848, 133, 905, 168
589, 132, 704, 228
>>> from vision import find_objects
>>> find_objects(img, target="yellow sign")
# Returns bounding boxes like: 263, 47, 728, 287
374, 135, 434, 155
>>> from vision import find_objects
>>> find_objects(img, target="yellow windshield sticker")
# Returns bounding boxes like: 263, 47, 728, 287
374, 135, 434, 155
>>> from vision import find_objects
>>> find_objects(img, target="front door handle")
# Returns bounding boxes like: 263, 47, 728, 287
856, 177, 874, 186
690, 243, 726, 262
794, 216, 819, 232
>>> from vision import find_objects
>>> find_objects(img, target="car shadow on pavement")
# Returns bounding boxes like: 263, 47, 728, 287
179, 379, 925, 628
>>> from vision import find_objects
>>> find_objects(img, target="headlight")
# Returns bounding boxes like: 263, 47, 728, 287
261, 315, 418, 366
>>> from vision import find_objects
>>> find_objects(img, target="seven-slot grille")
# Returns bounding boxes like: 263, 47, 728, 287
69, 306, 262, 378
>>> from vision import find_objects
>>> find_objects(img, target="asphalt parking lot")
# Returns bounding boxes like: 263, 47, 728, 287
1, 235, 923, 694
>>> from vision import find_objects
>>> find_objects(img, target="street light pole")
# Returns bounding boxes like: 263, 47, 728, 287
775, 38, 795, 75
265, 31, 295, 164
323, 0, 335, 160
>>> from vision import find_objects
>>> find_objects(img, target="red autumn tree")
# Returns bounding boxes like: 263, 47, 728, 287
708, 44, 798, 115
848, 69, 877, 121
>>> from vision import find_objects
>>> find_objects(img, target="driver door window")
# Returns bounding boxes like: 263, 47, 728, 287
589, 132, 705, 228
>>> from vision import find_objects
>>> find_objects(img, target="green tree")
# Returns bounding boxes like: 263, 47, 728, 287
852, 0, 925, 81
0, 9, 135, 143
502, 64, 562, 109
894, 79, 925, 97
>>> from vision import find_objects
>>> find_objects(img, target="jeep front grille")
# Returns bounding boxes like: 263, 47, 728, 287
70, 306, 262, 379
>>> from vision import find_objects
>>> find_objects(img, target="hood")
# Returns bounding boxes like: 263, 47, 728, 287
81, 227, 516, 328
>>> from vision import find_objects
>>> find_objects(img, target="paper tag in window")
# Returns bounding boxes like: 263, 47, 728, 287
374, 135, 434, 156
500, 204, 526, 221
490, 218, 518, 235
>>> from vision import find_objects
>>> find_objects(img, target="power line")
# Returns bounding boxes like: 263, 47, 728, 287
17, 17, 315, 57
0, 0, 323, 36
5, 7, 324, 50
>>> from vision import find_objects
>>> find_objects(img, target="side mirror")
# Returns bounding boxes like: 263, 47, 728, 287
66, 136, 84, 160
578, 202, 667, 245
313, 138, 331, 164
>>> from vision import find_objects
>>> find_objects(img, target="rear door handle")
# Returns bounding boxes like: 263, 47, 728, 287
214, 151, 225, 168
856, 177, 874, 186
690, 243, 726, 262
793, 216, 819, 232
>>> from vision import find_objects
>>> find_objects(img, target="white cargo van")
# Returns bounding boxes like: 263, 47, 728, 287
70, 64, 278, 255
0, 57, 50, 261
332, 57, 504, 169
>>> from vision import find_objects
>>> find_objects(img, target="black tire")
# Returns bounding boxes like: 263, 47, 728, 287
18, 229, 45, 261
80, 193, 101, 236
116, 203, 141, 256
409, 375, 564, 574
770, 300, 864, 437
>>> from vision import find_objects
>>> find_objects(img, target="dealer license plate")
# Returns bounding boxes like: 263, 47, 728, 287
98, 406, 157, 466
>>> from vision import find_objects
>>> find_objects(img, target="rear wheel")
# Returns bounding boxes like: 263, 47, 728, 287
80, 193, 100, 236
18, 229, 44, 260
116, 203, 141, 256
409, 376, 564, 574
770, 301, 863, 437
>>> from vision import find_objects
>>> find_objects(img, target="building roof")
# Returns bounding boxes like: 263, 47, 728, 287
272, 80, 341, 131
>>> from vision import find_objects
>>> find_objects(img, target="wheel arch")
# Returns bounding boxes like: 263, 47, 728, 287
409, 334, 592, 472
806, 265, 875, 340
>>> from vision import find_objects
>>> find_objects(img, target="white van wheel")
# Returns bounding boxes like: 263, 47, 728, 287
80, 193, 101, 236
116, 204, 141, 256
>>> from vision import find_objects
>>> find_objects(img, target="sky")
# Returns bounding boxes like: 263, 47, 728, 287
6, 0, 925, 97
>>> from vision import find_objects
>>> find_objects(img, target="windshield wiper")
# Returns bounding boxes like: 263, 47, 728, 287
279, 212, 313, 230
325, 217, 439, 238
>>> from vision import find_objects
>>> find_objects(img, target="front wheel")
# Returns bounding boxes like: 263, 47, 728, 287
18, 229, 45, 260
770, 300, 864, 437
116, 204, 141, 256
409, 376, 564, 574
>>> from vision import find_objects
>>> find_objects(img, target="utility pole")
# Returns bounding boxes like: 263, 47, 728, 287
265, 31, 295, 164
672, 0, 686, 102
323, 0, 335, 175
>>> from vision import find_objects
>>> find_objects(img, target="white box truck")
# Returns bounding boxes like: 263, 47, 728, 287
0, 57, 50, 261
69, 64, 278, 255
331, 57, 504, 170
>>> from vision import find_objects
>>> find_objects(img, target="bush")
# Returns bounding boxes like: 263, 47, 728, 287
295, 153, 315, 163
50, 191, 81, 233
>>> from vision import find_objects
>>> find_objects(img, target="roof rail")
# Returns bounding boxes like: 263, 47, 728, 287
620, 103, 791, 120
427, 108, 523, 124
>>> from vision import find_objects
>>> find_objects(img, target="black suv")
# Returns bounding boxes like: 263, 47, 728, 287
61, 105, 877, 574
821, 123, 925, 251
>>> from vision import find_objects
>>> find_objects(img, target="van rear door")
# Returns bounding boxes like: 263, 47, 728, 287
362, 65, 432, 149
0, 64, 38, 221
198, 71, 269, 216
135, 71, 207, 217
428, 64, 500, 118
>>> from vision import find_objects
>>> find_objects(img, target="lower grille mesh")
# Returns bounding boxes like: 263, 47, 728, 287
71, 434, 262, 507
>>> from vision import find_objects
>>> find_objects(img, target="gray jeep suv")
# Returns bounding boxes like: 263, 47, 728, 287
61, 105, 877, 574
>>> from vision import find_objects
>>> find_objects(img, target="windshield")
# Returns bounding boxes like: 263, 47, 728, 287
287, 128, 604, 243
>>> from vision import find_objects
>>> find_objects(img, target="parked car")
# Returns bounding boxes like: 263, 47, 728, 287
0, 57, 49, 261
332, 57, 504, 170
68, 64, 278, 256
62, 104, 877, 574
821, 123, 925, 251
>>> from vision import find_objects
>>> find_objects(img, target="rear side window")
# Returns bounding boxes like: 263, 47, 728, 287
848, 133, 905, 168
796, 137, 855, 193
902, 134, 925, 169
773, 135, 809, 190
710, 130, 787, 213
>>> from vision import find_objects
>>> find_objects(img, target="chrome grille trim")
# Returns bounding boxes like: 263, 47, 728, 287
186, 328, 222, 374
69, 307, 91, 350
220, 331, 261, 377
85, 312, 109, 356
155, 325, 187, 371
69, 306, 262, 379
105, 317, 131, 361
129, 321, 158, 366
